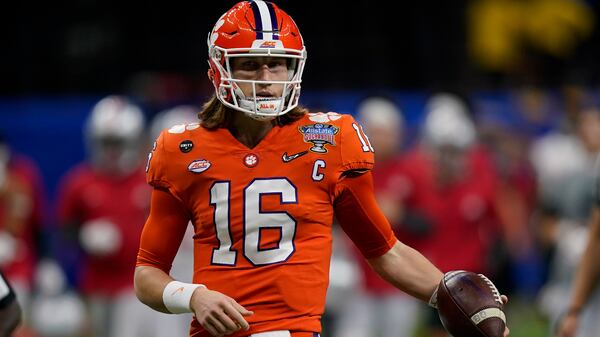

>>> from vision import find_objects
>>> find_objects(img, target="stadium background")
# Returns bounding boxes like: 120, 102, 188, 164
1, 0, 600, 337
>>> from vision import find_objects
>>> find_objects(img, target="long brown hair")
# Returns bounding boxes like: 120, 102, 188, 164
199, 96, 308, 129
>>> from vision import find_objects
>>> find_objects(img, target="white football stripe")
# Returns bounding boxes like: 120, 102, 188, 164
470, 307, 506, 325
256, 1, 273, 40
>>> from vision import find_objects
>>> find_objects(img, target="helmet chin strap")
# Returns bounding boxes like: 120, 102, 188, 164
239, 97, 283, 120
232, 83, 285, 120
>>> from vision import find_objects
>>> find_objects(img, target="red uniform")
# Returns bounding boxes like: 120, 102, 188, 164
57, 164, 150, 295
401, 145, 499, 274
0, 154, 45, 288
137, 113, 397, 337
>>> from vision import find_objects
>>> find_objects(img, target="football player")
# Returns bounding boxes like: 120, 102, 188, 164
56, 96, 156, 337
555, 155, 600, 337
401, 93, 505, 337
134, 2, 509, 337
0, 271, 21, 337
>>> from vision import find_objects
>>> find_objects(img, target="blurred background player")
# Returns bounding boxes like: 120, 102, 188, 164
55, 95, 156, 337
0, 270, 22, 337
533, 106, 600, 327
334, 96, 421, 337
0, 132, 47, 336
553, 151, 600, 336
400, 93, 504, 337
532, 106, 600, 337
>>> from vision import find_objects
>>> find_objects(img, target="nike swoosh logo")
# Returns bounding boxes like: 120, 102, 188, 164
282, 150, 308, 163
171, 287, 185, 296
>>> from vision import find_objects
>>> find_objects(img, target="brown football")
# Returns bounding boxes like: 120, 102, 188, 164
436, 270, 506, 337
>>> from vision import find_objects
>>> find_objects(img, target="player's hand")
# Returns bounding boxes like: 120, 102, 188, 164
190, 287, 254, 337
501, 295, 510, 337
555, 312, 579, 337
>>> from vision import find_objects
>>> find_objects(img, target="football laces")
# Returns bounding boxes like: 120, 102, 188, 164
478, 274, 502, 304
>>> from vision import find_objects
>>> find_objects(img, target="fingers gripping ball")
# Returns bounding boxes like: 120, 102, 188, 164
436, 270, 506, 337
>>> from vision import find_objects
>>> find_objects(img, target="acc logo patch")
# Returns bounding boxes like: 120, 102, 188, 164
299, 123, 339, 153
188, 159, 211, 173
260, 41, 277, 48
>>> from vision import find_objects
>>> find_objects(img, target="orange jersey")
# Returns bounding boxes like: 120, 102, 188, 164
137, 112, 396, 336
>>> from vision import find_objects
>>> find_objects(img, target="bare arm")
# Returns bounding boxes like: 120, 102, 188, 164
368, 240, 443, 302
567, 207, 600, 313
134, 265, 173, 313
333, 171, 443, 302
135, 188, 253, 336
556, 207, 600, 337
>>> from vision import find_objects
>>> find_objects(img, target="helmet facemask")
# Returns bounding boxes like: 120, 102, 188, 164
209, 43, 306, 121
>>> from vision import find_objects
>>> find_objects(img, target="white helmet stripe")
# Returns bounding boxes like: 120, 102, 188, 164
255, 1, 274, 40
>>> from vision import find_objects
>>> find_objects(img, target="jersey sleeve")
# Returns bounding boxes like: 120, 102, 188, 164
146, 131, 169, 189
146, 130, 185, 203
334, 171, 397, 259
136, 188, 190, 273
337, 115, 375, 175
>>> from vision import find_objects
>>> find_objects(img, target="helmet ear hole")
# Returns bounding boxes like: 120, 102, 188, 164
207, 69, 214, 81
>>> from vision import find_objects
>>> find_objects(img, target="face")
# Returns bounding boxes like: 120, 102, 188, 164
230, 57, 289, 98
431, 144, 468, 185
90, 136, 142, 176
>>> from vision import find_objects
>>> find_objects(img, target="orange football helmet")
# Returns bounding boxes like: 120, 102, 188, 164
207, 1, 307, 120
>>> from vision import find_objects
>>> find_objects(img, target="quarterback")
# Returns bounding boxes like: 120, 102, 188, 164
134, 2, 507, 337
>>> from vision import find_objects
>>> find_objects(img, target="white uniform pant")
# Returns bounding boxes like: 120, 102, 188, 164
89, 291, 192, 337
334, 291, 420, 337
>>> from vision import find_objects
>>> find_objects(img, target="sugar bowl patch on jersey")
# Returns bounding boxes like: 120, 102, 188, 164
293, 112, 375, 178
298, 123, 339, 153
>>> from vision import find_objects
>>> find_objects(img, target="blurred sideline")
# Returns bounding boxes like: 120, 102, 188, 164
1, 87, 600, 337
